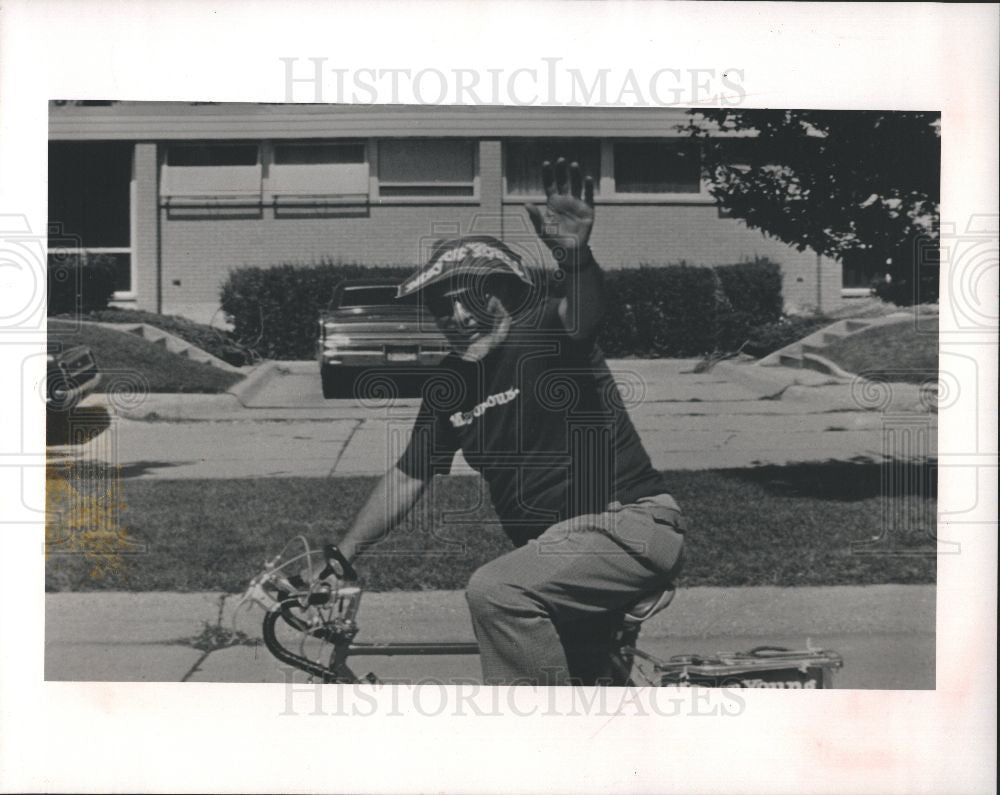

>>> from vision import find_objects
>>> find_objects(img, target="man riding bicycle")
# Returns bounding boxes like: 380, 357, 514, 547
332, 158, 686, 686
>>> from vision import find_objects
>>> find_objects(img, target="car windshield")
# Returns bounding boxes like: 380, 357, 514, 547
339, 286, 419, 307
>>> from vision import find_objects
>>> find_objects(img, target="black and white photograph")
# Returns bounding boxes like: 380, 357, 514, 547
43, 101, 940, 690
1, 2, 996, 794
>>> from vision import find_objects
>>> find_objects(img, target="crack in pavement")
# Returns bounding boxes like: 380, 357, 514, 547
178, 594, 258, 682
328, 418, 364, 476
178, 594, 227, 682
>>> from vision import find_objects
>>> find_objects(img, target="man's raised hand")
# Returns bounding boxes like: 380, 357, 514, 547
525, 158, 596, 270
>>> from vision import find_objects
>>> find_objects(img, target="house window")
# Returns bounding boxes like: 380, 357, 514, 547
166, 144, 258, 167
161, 143, 261, 201
504, 140, 601, 196
378, 140, 476, 198
48, 141, 134, 295
267, 141, 369, 203
612, 141, 702, 194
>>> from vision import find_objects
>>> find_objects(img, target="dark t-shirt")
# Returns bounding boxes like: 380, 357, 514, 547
398, 298, 670, 546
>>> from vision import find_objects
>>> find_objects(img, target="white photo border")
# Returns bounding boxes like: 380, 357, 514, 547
1, 2, 997, 793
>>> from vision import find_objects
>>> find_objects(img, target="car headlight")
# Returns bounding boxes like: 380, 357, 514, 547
324, 334, 352, 348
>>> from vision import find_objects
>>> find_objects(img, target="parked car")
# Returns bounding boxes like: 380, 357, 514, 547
317, 279, 450, 399
46, 341, 101, 412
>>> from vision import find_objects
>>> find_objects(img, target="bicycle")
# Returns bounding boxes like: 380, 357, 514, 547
235, 537, 843, 688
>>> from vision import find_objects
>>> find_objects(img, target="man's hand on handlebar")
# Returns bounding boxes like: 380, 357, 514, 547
288, 543, 358, 595
321, 544, 359, 581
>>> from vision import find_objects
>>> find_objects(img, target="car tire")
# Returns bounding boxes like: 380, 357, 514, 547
321, 365, 356, 399
46, 371, 75, 413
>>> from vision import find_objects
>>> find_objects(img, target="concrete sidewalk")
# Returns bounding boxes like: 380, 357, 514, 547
42, 354, 938, 689
44, 585, 935, 688
58, 358, 936, 479
85, 357, 933, 421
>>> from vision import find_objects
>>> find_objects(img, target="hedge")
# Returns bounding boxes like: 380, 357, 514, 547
713, 259, 784, 350
220, 262, 415, 360
598, 264, 720, 357
47, 252, 117, 316
220, 258, 784, 360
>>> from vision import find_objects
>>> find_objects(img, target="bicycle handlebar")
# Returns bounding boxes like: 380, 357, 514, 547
262, 608, 358, 683
321, 544, 359, 583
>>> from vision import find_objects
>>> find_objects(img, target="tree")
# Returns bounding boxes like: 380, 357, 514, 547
689, 110, 941, 304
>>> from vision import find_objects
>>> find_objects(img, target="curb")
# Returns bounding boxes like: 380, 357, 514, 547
81, 362, 278, 420
97, 392, 244, 420
800, 352, 858, 380
712, 360, 846, 400
228, 361, 280, 405
783, 380, 934, 413
712, 360, 934, 414
86, 355, 935, 421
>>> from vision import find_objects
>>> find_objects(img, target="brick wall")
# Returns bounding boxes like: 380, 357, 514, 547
503, 204, 843, 315
158, 204, 505, 323
138, 139, 842, 323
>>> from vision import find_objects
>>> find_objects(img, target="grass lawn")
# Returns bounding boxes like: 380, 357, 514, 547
821, 317, 938, 383
48, 319, 244, 394
46, 464, 936, 592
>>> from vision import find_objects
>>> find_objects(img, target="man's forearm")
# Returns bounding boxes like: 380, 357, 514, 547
338, 465, 428, 563
559, 246, 606, 340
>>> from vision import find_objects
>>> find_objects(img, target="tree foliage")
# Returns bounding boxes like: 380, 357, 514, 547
690, 110, 941, 303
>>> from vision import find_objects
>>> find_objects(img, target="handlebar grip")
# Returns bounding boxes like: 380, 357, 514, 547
322, 544, 359, 582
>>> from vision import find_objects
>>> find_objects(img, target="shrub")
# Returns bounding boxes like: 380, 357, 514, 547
47, 252, 117, 315
713, 259, 784, 349
873, 270, 940, 307
220, 262, 415, 360
714, 259, 783, 322
599, 265, 720, 357
220, 257, 785, 360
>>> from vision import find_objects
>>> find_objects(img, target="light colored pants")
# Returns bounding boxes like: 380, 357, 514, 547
465, 494, 686, 686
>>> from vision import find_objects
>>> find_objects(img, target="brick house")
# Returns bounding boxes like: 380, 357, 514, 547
48, 102, 844, 325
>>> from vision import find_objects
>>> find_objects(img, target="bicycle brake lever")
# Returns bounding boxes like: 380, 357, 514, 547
321, 544, 359, 582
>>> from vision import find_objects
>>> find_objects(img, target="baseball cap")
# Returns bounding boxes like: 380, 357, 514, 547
396, 236, 535, 300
